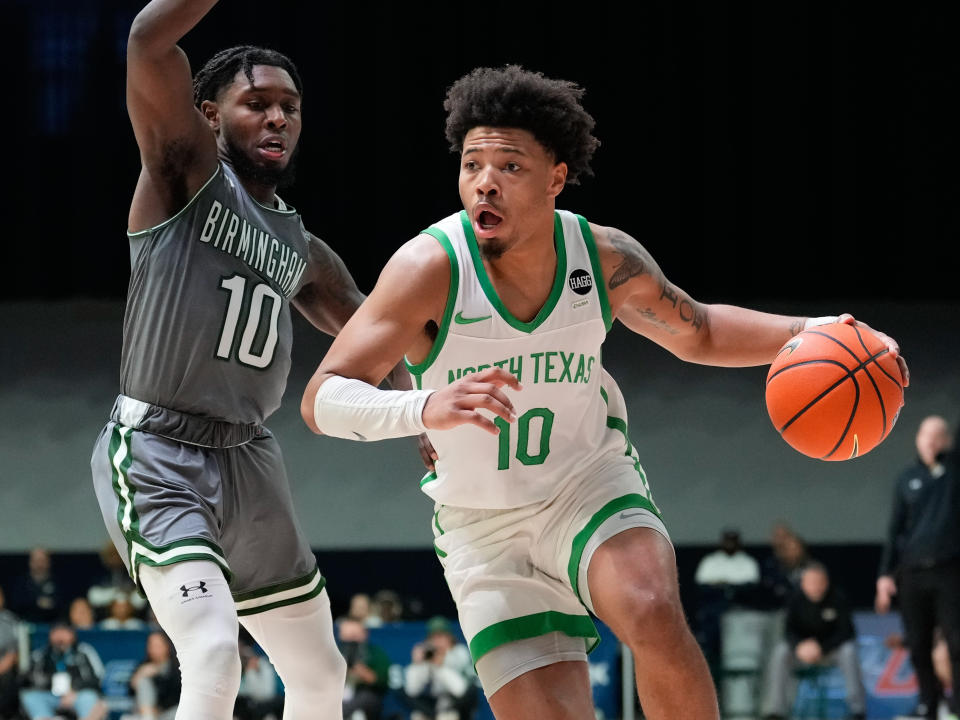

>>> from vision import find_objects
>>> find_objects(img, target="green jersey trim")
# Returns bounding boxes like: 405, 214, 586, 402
405, 227, 459, 376
459, 210, 568, 334
127, 165, 223, 238
577, 215, 613, 333
468, 611, 599, 663
567, 493, 661, 605
419, 470, 438, 487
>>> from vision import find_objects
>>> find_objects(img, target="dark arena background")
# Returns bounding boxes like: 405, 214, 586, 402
2, 2, 959, 719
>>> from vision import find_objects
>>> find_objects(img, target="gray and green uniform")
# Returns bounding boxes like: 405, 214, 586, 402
91, 162, 323, 614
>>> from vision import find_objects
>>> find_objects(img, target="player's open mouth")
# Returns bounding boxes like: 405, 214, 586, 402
257, 138, 286, 160
474, 207, 503, 236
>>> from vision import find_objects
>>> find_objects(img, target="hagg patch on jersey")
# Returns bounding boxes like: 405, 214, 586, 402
568, 268, 593, 295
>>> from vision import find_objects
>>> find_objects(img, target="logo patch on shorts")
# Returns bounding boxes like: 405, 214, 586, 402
568, 269, 593, 296
179, 581, 212, 604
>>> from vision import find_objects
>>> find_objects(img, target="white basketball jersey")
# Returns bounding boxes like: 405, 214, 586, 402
408, 209, 641, 509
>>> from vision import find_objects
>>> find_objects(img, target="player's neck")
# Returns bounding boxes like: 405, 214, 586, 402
220, 155, 281, 208
481, 214, 557, 275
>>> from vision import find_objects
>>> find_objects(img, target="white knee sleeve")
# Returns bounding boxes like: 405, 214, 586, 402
139, 561, 241, 720
474, 631, 588, 698
239, 588, 346, 720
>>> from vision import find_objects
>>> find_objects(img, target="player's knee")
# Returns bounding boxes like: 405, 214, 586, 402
616, 582, 685, 646
179, 633, 241, 697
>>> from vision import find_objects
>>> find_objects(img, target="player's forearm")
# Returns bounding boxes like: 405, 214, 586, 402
129, 0, 219, 53
682, 304, 807, 367
302, 371, 433, 439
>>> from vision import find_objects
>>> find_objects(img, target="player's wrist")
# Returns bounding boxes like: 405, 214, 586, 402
803, 315, 839, 331
314, 375, 434, 441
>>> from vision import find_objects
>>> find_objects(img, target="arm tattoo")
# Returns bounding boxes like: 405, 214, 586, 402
639, 308, 680, 335
607, 229, 651, 289
659, 284, 678, 308
298, 235, 363, 330
678, 299, 705, 331
789, 319, 804, 336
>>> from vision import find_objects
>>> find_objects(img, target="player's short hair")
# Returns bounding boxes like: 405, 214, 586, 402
193, 45, 303, 107
443, 65, 600, 185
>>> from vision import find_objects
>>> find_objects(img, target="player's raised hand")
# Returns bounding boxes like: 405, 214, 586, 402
422, 367, 522, 435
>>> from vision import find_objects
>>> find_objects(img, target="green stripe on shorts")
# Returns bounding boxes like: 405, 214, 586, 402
469, 611, 599, 663
234, 566, 326, 616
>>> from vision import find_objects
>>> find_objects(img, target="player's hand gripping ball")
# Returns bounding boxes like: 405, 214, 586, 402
765, 322, 904, 460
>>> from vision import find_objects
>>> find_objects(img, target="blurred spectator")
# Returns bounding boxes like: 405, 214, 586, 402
695, 528, 761, 587
760, 563, 866, 720
348, 593, 378, 628
694, 528, 761, 678
0, 585, 20, 720
337, 617, 390, 720
20, 621, 107, 720
128, 631, 179, 720
99, 594, 147, 630
69, 598, 96, 631
404, 617, 476, 720
876, 415, 960, 720
762, 531, 811, 605
372, 590, 403, 626
87, 542, 145, 621
233, 630, 283, 720
7, 547, 63, 624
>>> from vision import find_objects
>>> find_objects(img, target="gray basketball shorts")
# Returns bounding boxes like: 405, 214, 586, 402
90, 395, 322, 616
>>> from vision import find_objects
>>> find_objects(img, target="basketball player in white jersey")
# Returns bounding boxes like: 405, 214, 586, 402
301, 66, 909, 719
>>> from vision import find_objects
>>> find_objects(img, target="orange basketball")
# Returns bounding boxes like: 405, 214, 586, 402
765, 322, 904, 460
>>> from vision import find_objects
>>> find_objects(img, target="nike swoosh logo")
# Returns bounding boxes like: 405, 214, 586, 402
619, 511, 646, 520
353, 431, 368, 441
454, 311, 492, 325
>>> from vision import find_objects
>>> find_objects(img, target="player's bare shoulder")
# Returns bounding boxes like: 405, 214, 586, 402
588, 223, 665, 310
380, 233, 453, 322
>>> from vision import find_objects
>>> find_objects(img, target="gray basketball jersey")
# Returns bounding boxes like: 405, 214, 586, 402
121, 163, 312, 424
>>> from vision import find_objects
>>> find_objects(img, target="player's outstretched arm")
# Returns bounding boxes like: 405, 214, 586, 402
292, 233, 367, 337
300, 236, 520, 441
592, 223, 907, 378
126, 0, 220, 230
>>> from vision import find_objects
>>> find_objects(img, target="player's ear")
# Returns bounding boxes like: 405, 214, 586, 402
200, 100, 221, 132
547, 161, 567, 197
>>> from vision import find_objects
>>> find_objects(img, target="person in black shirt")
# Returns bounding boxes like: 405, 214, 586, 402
761, 563, 866, 720
876, 415, 960, 720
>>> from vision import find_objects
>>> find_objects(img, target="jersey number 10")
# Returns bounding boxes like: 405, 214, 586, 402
494, 408, 555, 470
216, 274, 281, 369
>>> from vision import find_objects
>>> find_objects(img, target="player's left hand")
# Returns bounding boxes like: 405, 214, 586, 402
417, 433, 438, 471
836, 314, 910, 388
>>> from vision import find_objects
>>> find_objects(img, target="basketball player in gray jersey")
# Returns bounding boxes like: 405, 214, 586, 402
88, 2, 404, 718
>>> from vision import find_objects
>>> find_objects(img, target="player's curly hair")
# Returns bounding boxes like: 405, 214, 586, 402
443, 65, 600, 185
193, 45, 303, 107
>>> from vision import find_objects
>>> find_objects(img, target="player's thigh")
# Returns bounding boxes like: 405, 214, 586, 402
588, 526, 683, 640
220, 431, 320, 608
540, 457, 671, 615
91, 422, 230, 587
433, 503, 598, 687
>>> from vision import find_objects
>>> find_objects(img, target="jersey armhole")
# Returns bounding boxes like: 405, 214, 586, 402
404, 227, 460, 384
127, 164, 223, 239
577, 215, 613, 333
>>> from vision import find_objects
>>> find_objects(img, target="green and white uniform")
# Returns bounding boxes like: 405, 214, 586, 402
408, 210, 669, 669
90, 163, 322, 614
